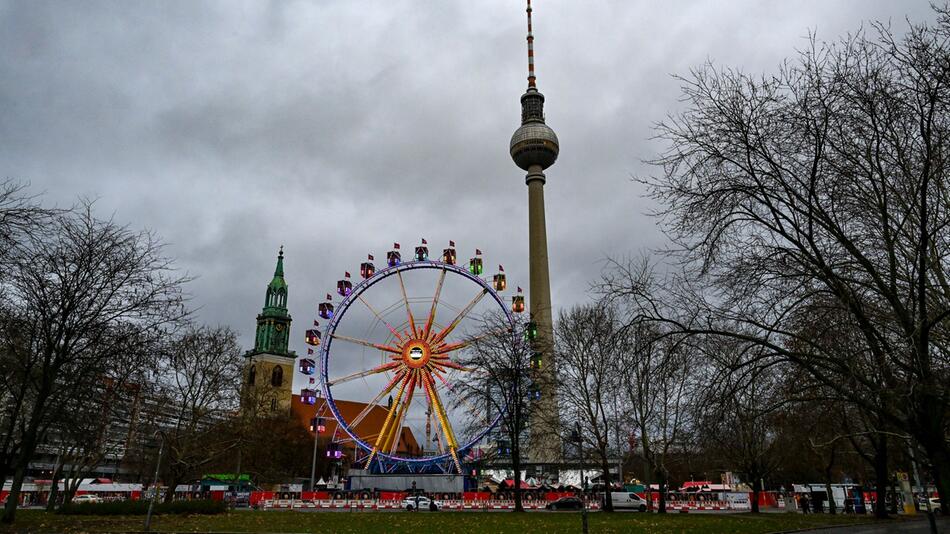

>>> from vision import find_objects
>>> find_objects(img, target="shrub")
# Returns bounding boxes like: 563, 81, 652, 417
58, 499, 226, 516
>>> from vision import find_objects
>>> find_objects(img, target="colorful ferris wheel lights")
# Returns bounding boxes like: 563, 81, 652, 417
304, 330, 321, 347
360, 261, 376, 279
415, 246, 429, 261
469, 257, 483, 275
387, 250, 402, 267
441, 248, 457, 265
301, 388, 318, 405
493, 273, 507, 291
299, 358, 316, 374
336, 279, 353, 297
311, 241, 517, 473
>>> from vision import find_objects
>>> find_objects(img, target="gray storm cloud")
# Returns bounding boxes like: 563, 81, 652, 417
0, 0, 936, 396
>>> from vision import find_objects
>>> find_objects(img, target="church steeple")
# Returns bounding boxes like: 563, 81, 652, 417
264, 246, 289, 313
251, 247, 294, 357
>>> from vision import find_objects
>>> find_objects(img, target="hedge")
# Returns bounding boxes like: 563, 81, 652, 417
58, 499, 227, 516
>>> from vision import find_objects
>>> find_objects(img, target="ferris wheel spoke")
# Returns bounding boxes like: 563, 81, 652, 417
331, 333, 402, 354
357, 294, 405, 343
396, 270, 419, 338
382, 370, 416, 454
422, 268, 447, 339
328, 361, 401, 387
431, 360, 473, 372
349, 370, 407, 430
433, 327, 509, 356
431, 288, 488, 345
426, 388, 461, 473
422, 372, 460, 455
385, 370, 418, 455
431, 367, 484, 422
365, 371, 414, 468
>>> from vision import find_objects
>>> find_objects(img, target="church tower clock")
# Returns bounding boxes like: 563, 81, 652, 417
243, 247, 296, 414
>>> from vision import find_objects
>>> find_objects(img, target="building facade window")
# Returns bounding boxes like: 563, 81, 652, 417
248, 365, 256, 385
271, 365, 283, 387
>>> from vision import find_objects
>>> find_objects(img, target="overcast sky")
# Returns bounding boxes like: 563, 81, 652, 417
0, 0, 937, 393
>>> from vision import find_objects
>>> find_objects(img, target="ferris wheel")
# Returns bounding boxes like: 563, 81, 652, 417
300, 241, 525, 474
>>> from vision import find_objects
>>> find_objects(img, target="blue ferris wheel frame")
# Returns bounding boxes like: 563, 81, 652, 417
319, 259, 514, 467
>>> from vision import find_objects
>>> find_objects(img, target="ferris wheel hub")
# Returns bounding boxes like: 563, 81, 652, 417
402, 339, 432, 369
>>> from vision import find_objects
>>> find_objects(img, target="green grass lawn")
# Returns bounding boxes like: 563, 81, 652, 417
0, 509, 880, 534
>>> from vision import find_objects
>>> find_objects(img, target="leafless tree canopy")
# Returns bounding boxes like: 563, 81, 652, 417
154, 325, 243, 502
600, 7, 950, 515
454, 312, 548, 512
0, 197, 189, 523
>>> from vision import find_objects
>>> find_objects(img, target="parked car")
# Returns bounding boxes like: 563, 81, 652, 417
72, 494, 101, 504
546, 496, 584, 510
929, 498, 942, 515
402, 496, 441, 511
608, 492, 648, 512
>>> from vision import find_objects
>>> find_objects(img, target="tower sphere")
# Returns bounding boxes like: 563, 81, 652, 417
510, 120, 559, 171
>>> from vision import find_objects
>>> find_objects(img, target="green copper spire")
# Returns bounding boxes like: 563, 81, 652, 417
265, 246, 288, 311
250, 247, 294, 357
274, 245, 285, 277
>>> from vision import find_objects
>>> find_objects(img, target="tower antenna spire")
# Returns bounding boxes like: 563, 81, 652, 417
526, 0, 536, 88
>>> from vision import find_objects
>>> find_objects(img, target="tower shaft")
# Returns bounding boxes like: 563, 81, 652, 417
510, 0, 561, 463
527, 168, 560, 462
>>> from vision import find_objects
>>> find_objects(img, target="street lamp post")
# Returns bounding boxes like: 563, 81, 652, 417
144, 432, 165, 532
571, 423, 589, 534
309, 417, 319, 491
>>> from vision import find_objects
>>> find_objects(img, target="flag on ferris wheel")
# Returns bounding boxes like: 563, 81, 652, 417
421, 238, 427, 244
345, 271, 351, 278
499, 265, 504, 272
449, 240, 455, 247
517, 286, 523, 293
393, 242, 400, 249
313, 320, 319, 327
368, 254, 374, 261
326, 293, 332, 301
476, 248, 482, 255
308, 348, 313, 354
309, 377, 315, 384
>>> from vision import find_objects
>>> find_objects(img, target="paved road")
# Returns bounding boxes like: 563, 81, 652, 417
795, 516, 949, 533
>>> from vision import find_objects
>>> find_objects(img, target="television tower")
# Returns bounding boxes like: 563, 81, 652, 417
509, 0, 560, 462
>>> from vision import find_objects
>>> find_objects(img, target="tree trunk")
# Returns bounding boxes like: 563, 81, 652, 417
872, 436, 889, 519
45, 462, 63, 512
751, 477, 761, 514
1, 413, 44, 524
657, 469, 667, 514
511, 445, 523, 512
824, 481, 836, 515
919, 436, 950, 516
163, 474, 178, 504
601, 452, 613, 512
1, 459, 28, 523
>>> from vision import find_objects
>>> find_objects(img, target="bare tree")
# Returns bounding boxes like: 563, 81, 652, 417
555, 302, 625, 511
605, 8, 950, 514
696, 347, 789, 514
604, 289, 698, 514
158, 325, 242, 502
455, 313, 548, 512
1, 202, 187, 524
0, 181, 56, 496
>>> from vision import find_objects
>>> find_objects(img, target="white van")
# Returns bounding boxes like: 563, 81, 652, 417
608, 492, 648, 512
